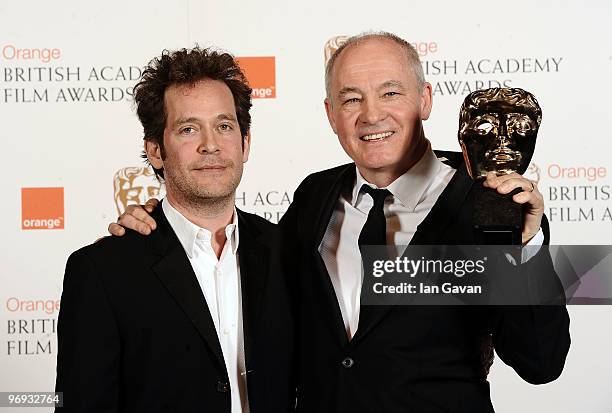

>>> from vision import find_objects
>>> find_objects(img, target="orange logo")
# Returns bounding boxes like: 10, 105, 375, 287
21, 187, 64, 230
236, 57, 276, 99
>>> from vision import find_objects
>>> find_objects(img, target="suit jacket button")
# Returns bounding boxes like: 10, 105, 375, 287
216, 380, 229, 393
341, 357, 354, 369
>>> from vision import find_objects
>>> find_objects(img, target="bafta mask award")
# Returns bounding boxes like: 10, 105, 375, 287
458, 87, 542, 244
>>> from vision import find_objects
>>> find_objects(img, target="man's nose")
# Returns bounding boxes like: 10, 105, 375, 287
360, 98, 386, 124
198, 130, 220, 153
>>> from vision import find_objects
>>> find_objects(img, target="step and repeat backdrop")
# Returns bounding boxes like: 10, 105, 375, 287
1, 0, 611, 411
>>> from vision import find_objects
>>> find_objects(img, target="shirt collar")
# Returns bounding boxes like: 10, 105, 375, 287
162, 198, 239, 258
351, 142, 445, 211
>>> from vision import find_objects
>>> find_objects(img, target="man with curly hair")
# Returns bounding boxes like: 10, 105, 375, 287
55, 47, 296, 413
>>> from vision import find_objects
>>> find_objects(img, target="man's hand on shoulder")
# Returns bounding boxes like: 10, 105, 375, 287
483, 171, 544, 244
108, 198, 159, 236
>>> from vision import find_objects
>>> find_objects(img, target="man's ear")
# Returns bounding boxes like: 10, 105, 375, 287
144, 139, 164, 170
242, 131, 251, 163
420, 82, 433, 121
324, 97, 338, 134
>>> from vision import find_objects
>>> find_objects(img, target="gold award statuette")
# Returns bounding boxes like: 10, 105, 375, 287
458, 87, 542, 245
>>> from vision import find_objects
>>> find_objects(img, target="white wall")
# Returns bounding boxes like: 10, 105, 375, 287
1, 0, 611, 411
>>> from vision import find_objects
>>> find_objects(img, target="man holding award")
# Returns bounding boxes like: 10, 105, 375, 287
110, 32, 569, 412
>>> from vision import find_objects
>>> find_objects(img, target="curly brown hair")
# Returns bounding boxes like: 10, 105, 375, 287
134, 46, 252, 179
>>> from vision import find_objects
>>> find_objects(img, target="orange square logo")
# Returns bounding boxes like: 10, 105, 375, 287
236, 56, 276, 99
21, 187, 64, 230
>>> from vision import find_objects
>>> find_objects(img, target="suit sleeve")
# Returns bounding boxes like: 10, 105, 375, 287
280, 174, 313, 278
55, 249, 120, 412
280, 174, 310, 230
491, 216, 571, 384
279, 175, 313, 400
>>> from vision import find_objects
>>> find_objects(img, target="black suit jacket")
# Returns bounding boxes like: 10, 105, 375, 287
281, 151, 570, 413
55, 206, 296, 412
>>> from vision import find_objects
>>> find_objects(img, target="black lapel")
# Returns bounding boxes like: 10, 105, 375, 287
148, 206, 226, 371
312, 165, 356, 347
410, 154, 475, 245
312, 165, 356, 248
236, 209, 269, 369
354, 152, 474, 344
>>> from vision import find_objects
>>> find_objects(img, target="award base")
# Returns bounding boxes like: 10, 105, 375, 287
471, 180, 523, 245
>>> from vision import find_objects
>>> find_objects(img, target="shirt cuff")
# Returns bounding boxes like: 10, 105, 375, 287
504, 228, 544, 265
522, 228, 544, 263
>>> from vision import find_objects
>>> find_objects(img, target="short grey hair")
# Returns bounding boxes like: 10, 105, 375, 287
324, 31, 425, 100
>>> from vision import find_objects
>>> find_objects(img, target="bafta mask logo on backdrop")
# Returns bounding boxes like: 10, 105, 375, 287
21, 187, 64, 230
235, 57, 276, 99
525, 163, 541, 184
324, 36, 349, 66
113, 166, 165, 216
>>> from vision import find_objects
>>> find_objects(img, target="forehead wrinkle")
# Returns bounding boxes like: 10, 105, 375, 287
335, 58, 411, 89
332, 47, 414, 102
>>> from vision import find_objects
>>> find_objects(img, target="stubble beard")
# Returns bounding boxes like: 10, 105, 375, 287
165, 163, 242, 217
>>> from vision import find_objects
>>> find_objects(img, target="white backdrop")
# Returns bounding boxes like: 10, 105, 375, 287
1, 0, 611, 411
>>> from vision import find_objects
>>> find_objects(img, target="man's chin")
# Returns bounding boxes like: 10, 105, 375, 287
356, 157, 400, 173
171, 185, 235, 204
186, 190, 236, 205
198, 182, 240, 200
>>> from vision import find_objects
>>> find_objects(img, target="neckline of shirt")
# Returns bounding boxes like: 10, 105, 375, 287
161, 198, 239, 258
350, 142, 450, 211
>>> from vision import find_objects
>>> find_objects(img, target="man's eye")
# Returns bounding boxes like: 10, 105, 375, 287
219, 123, 233, 132
383, 92, 399, 97
343, 97, 360, 104
180, 126, 196, 135
475, 121, 494, 135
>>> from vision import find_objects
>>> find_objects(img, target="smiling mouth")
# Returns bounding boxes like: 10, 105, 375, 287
360, 131, 394, 142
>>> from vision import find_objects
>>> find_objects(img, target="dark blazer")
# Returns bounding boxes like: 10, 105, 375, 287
281, 151, 570, 413
55, 206, 296, 412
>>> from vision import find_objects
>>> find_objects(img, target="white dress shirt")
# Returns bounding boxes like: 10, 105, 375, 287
163, 199, 249, 413
319, 145, 543, 339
